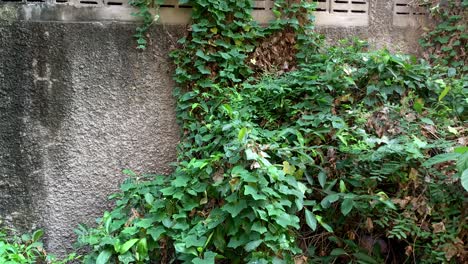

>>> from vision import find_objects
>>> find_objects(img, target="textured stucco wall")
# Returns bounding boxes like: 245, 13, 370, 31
0, 18, 183, 254
0, 0, 427, 256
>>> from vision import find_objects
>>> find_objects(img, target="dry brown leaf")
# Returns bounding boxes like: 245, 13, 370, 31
442, 239, 464, 261
409, 168, 419, 184
250, 161, 260, 169
432, 222, 446, 233
392, 196, 412, 209
365, 217, 374, 232
405, 245, 413, 256
212, 167, 224, 182
294, 255, 308, 264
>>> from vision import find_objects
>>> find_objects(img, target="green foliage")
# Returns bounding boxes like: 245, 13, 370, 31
0, 227, 78, 264
0, 229, 45, 264
236, 40, 467, 263
77, 0, 467, 263
418, 0, 467, 73
129, 0, 165, 49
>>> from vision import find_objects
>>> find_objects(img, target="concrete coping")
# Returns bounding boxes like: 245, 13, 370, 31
0, 0, 371, 26
0, 1, 429, 27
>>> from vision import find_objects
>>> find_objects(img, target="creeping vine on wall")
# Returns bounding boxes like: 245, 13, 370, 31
418, 0, 467, 73
75, 0, 467, 263
129, 0, 165, 49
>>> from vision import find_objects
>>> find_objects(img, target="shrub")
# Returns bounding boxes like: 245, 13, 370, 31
76, 1, 467, 263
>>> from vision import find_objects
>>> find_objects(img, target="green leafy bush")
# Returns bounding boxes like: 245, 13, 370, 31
418, 0, 467, 72
76, 0, 467, 263
0, 228, 46, 264
0, 227, 77, 264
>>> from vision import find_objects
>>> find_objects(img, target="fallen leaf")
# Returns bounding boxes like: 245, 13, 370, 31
365, 217, 374, 232
405, 245, 413, 256
212, 168, 224, 182
294, 255, 308, 264
432, 222, 446, 233
392, 196, 411, 208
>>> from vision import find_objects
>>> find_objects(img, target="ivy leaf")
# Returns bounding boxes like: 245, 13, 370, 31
122, 169, 137, 177
413, 98, 424, 113
283, 161, 296, 175
245, 149, 258, 160
316, 215, 334, 232
447, 67, 456, 77
118, 252, 135, 264
238, 127, 248, 142
192, 251, 217, 264
457, 152, 468, 172
423, 153, 460, 167
196, 50, 211, 61
320, 193, 340, 208
438, 85, 451, 102
172, 175, 190, 187
455, 147, 468, 154
420, 117, 434, 125
436, 36, 450, 44
144, 193, 154, 205
135, 218, 154, 229
222, 199, 247, 217
119, 238, 139, 254
412, 135, 427, 148
275, 214, 300, 228
244, 185, 267, 200
353, 252, 379, 264
251, 222, 268, 234
318, 171, 327, 188
227, 235, 249, 248
185, 235, 207, 248
147, 226, 165, 241
448, 126, 459, 135
197, 65, 211, 75
160, 186, 176, 196
32, 230, 44, 242
330, 248, 347, 256
231, 166, 256, 182
339, 180, 346, 193
136, 238, 148, 260
244, 240, 263, 252
461, 169, 468, 192
340, 198, 354, 216
305, 209, 317, 231
96, 249, 112, 264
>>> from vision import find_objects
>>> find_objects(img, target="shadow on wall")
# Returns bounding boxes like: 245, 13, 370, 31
0, 20, 183, 255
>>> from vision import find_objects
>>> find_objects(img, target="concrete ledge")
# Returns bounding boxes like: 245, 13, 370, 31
1, 2, 370, 26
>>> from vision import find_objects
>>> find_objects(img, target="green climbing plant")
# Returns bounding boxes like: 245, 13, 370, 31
129, 0, 165, 49
0, 226, 78, 264
418, 0, 467, 73
76, 0, 467, 263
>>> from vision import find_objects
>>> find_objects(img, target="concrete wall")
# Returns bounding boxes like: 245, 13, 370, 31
317, 0, 427, 55
0, 16, 183, 254
0, 0, 427, 256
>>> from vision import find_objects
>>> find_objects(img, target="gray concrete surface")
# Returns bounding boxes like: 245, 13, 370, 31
0, 0, 428, 256
0, 19, 183, 255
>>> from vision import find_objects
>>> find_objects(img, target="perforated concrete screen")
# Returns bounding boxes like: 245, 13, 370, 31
0, 0, 369, 26
313, 0, 368, 26
253, 0, 369, 26
0, 0, 129, 6
393, 0, 428, 27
